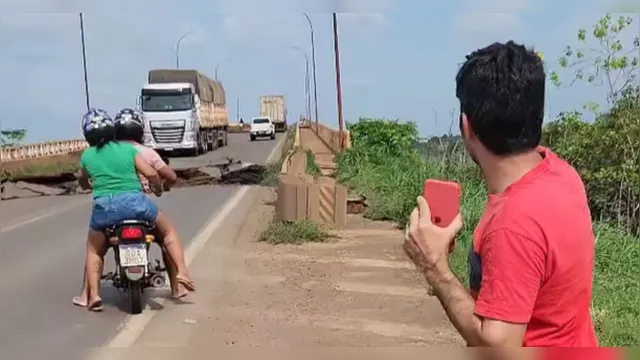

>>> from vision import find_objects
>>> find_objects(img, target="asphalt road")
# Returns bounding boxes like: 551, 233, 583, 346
0, 133, 283, 359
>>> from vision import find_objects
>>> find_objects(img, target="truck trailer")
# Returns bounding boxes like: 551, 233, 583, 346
259, 95, 287, 132
139, 69, 229, 156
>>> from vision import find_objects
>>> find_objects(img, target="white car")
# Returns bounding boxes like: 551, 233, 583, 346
249, 117, 276, 141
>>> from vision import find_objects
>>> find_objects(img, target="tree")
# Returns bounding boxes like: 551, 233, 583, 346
0, 129, 27, 147
550, 14, 639, 106
544, 14, 640, 234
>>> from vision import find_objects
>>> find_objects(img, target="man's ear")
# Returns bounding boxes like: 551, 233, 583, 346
460, 112, 475, 141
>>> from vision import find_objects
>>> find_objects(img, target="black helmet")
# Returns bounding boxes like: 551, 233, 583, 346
82, 108, 115, 148
114, 108, 144, 143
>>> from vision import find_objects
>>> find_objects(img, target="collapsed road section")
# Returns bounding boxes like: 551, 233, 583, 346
0, 158, 268, 201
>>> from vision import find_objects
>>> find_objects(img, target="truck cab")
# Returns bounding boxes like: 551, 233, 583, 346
249, 117, 276, 141
139, 83, 201, 153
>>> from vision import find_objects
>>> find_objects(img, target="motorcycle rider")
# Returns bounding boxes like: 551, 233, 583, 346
75, 108, 165, 311
74, 109, 195, 308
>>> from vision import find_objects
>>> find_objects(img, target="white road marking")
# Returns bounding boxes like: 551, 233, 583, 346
0, 198, 90, 234
93, 134, 286, 353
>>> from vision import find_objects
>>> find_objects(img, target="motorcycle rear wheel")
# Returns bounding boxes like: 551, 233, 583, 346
128, 282, 143, 314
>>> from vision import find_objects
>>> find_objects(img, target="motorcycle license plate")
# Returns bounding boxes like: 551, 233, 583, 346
119, 244, 148, 267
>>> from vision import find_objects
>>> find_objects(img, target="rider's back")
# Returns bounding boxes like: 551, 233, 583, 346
81, 141, 142, 197
119, 140, 167, 192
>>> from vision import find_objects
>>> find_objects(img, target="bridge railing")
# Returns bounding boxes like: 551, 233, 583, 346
299, 119, 351, 153
276, 122, 348, 228
1, 139, 88, 163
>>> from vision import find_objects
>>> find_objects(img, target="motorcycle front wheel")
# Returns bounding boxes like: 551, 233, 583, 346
128, 282, 143, 315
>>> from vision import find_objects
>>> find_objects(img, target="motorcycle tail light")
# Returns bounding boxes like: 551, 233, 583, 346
121, 227, 143, 240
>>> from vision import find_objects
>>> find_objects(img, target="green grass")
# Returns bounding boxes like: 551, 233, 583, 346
305, 149, 322, 177
258, 219, 334, 245
1, 159, 80, 181
260, 125, 297, 187
335, 123, 640, 347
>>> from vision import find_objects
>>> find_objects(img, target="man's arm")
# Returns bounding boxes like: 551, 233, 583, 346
425, 229, 545, 349
146, 149, 177, 188
425, 265, 526, 347
78, 168, 92, 190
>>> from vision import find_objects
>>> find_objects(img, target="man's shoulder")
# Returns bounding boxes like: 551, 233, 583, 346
479, 151, 591, 246
130, 143, 164, 165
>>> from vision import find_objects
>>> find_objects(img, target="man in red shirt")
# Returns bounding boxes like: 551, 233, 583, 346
404, 41, 600, 348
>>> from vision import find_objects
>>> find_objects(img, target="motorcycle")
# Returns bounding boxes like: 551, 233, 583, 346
101, 220, 167, 314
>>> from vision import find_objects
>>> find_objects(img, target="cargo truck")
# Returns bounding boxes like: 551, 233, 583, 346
138, 69, 228, 156
259, 95, 287, 132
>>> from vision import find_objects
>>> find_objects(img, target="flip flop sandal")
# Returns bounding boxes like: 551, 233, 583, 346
172, 290, 189, 300
87, 299, 104, 312
73, 297, 88, 308
175, 276, 196, 292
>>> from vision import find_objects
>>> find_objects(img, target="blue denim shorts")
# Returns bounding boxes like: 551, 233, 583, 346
89, 191, 158, 231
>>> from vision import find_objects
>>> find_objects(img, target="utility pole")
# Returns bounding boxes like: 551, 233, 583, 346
303, 13, 319, 125
332, 13, 345, 149
79, 13, 90, 111
290, 46, 312, 123
236, 97, 240, 121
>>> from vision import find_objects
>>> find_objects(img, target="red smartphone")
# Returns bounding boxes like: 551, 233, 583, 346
423, 179, 462, 252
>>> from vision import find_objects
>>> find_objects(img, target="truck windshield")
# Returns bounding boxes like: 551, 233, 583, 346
141, 93, 194, 112
252, 118, 270, 124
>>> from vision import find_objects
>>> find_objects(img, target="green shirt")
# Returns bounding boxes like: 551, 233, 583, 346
80, 141, 142, 198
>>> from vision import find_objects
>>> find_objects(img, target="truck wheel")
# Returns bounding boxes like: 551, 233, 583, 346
217, 131, 225, 148
207, 133, 214, 151
250, 135, 256, 141
270, 132, 276, 140
199, 134, 208, 154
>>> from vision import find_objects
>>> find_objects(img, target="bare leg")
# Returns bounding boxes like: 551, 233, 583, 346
74, 246, 107, 307
161, 247, 186, 298
155, 211, 195, 292
86, 229, 107, 311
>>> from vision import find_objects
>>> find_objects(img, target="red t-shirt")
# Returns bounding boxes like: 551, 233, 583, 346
468, 147, 599, 347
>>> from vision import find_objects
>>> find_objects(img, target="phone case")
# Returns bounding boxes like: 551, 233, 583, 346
422, 179, 462, 228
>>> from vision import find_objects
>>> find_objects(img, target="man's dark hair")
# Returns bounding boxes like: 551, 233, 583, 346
456, 40, 545, 155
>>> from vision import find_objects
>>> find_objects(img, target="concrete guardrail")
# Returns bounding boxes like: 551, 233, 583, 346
1, 139, 88, 163
275, 122, 347, 228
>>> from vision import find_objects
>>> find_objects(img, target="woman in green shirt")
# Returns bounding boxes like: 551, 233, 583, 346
78, 109, 170, 311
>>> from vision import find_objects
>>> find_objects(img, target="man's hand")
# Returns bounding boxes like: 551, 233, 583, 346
151, 183, 163, 197
403, 196, 463, 277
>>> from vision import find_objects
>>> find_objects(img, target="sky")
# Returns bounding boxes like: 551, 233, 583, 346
0, 0, 639, 142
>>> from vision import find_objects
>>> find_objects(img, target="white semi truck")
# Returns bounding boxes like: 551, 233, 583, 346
259, 95, 287, 133
139, 69, 228, 156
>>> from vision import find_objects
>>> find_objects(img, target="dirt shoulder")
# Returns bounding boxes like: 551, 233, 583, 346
118, 185, 460, 352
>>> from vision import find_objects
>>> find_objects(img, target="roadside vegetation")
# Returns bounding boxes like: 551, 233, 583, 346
1, 155, 81, 182
0, 129, 26, 147
334, 14, 639, 346
305, 149, 322, 177
259, 219, 333, 245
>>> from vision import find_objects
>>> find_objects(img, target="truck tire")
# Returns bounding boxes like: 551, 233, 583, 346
250, 134, 256, 141
200, 133, 209, 154
211, 130, 220, 150
206, 130, 215, 151
217, 130, 226, 148
270, 132, 276, 140
189, 134, 201, 157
